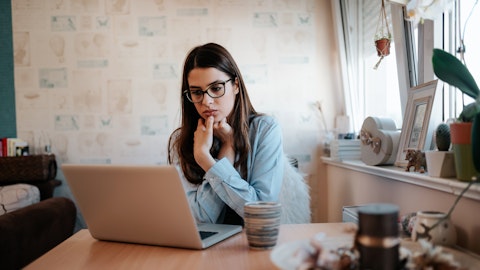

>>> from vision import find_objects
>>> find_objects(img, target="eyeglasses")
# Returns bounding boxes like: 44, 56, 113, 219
183, 78, 233, 103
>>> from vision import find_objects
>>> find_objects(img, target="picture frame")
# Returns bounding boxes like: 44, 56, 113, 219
395, 80, 441, 168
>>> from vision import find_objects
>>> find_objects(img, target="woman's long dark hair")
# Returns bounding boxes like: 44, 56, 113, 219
168, 43, 258, 184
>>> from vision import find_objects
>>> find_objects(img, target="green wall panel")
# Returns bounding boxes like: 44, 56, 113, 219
0, 0, 16, 138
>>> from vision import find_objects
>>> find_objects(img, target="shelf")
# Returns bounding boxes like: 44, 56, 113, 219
321, 157, 480, 201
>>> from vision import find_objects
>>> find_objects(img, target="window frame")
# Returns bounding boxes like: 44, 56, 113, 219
408, 0, 478, 123
333, 0, 473, 134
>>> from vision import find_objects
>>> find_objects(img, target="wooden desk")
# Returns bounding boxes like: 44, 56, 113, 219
25, 223, 355, 270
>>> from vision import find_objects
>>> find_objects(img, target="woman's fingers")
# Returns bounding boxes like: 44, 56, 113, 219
213, 118, 233, 144
197, 118, 205, 130
205, 116, 214, 131
194, 117, 216, 170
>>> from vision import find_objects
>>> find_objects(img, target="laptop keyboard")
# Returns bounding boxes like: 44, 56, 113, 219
199, 231, 218, 240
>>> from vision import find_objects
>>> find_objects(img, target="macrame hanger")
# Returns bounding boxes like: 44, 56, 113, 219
373, 0, 391, 70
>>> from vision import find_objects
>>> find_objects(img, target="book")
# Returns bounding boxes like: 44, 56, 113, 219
1, 138, 7, 157
0, 138, 29, 157
330, 139, 361, 146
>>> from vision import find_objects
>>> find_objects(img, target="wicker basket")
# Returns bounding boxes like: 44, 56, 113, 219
0, 154, 57, 183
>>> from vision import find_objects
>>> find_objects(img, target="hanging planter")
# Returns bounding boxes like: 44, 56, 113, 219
373, 0, 391, 69
375, 38, 390, 57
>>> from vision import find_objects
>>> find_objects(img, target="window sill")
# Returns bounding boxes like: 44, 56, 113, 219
321, 157, 480, 201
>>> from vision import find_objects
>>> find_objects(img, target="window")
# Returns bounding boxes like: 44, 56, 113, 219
407, 0, 479, 121
364, 2, 402, 128
451, 0, 479, 120
332, 0, 403, 133
333, 0, 480, 135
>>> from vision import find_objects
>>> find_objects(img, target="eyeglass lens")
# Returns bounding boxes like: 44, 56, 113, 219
186, 80, 229, 103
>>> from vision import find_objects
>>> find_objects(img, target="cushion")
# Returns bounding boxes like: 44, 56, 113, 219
0, 184, 40, 215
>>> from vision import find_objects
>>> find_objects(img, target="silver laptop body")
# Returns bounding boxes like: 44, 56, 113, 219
62, 164, 242, 249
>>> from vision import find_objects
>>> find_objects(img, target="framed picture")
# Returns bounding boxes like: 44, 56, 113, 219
395, 80, 441, 168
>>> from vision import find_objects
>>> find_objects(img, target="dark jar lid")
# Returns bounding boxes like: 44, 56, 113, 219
357, 203, 399, 237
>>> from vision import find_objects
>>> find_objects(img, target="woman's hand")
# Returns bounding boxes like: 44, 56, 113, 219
213, 118, 233, 144
194, 116, 216, 171
213, 118, 235, 164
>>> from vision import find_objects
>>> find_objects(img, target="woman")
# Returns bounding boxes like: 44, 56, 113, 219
168, 43, 285, 225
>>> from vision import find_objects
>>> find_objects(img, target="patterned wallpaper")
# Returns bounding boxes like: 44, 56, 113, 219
11, 0, 341, 223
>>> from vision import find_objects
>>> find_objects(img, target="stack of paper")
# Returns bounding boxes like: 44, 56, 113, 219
330, 139, 361, 160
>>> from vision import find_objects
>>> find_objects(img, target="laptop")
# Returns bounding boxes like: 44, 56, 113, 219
62, 163, 242, 249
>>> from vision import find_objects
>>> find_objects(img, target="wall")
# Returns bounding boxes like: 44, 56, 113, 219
323, 161, 480, 254
1, 0, 16, 138
11, 0, 342, 227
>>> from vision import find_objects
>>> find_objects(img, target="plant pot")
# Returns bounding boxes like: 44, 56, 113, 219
450, 122, 478, 181
411, 211, 456, 247
375, 38, 390, 57
425, 151, 456, 178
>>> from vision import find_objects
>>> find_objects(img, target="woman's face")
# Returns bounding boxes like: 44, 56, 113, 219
187, 67, 238, 122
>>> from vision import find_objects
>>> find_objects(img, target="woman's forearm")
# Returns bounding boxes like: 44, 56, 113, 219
217, 143, 235, 165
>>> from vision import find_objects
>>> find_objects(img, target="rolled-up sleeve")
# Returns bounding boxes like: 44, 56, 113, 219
180, 173, 226, 223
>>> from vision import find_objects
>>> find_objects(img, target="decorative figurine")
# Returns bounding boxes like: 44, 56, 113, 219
405, 149, 426, 173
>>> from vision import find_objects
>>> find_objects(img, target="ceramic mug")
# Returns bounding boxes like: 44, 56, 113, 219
244, 201, 282, 250
411, 211, 456, 246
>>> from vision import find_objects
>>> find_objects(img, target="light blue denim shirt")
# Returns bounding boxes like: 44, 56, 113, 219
180, 115, 285, 224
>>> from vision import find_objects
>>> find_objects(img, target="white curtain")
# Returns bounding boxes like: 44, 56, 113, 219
332, 0, 402, 132
332, 0, 365, 133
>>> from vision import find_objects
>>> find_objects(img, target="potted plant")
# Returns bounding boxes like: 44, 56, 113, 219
425, 122, 456, 178
432, 48, 480, 181
374, 0, 391, 56
375, 33, 391, 57
373, 0, 391, 69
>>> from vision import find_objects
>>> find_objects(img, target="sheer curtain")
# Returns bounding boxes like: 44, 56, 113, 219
332, 0, 364, 133
332, 0, 403, 133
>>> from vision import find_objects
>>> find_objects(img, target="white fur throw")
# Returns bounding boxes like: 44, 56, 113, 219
279, 157, 311, 224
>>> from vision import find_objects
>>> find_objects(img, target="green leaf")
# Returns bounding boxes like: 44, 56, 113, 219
432, 49, 480, 99
458, 102, 480, 122
473, 113, 480, 173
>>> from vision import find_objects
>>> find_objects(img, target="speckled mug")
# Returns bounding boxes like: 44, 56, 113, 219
411, 211, 457, 247
244, 201, 282, 250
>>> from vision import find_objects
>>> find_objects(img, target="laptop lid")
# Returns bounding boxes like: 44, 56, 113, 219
62, 164, 242, 249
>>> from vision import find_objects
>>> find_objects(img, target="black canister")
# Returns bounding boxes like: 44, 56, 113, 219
356, 203, 400, 270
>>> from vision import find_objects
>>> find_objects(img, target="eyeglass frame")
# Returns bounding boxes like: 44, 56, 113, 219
183, 78, 234, 103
